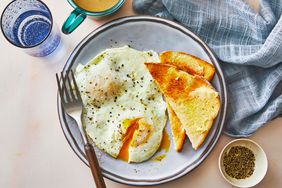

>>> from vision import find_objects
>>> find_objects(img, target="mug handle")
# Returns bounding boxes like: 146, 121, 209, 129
62, 9, 86, 34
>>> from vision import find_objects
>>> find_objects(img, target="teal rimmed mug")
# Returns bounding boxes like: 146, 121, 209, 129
62, 0, 125, 34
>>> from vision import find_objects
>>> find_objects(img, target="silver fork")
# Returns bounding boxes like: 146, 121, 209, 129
56, 70, 106, 188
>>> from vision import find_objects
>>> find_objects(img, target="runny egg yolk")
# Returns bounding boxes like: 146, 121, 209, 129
117, 119, 139, 162
153, 154, 166, 162
158, 129, 170, 152
117, 118, 152, 162
118, 121, 170, 162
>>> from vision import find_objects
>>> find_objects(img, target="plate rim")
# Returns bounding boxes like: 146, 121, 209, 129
57, 15, 228, 186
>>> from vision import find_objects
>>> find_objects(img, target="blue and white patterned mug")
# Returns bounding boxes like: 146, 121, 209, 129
1, 0, 61, 57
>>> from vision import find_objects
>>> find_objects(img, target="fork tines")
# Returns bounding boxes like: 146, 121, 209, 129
56, 70, 81, 104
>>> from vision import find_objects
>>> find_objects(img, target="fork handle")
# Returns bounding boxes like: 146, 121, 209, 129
84, 143, 107, 188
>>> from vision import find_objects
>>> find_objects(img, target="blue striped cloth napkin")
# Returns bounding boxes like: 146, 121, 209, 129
133, 0, 282, 137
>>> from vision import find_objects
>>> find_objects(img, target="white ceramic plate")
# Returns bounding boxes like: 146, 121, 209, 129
57, 16, 227, 186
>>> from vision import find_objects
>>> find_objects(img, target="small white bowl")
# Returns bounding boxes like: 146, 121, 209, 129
219, 139, 268, 187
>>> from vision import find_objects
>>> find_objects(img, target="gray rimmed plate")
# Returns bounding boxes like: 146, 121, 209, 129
57, 16, 227, 186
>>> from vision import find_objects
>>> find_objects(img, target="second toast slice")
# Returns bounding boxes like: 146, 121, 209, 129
160, 51, 215, 81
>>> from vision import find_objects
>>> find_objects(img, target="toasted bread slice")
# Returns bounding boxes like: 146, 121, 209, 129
160, 51, 216, 150
167, 103, 186, 152
160, 51, 215, 81
145, 63, 220, 150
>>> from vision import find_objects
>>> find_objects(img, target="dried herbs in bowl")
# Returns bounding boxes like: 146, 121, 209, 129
219, 139, 268, 187
223, 146, 255, 179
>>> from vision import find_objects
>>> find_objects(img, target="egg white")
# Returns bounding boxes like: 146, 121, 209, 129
75, 46, 167, 163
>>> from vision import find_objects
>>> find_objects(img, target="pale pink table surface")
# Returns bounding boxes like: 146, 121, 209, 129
0, 0, 281, 188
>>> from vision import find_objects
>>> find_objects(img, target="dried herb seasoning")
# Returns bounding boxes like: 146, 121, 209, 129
223, 146, 255, 179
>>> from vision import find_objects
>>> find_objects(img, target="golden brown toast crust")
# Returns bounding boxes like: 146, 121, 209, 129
145, 63, 220, 150
160, 51, 215, 81
166, 103, 186, 152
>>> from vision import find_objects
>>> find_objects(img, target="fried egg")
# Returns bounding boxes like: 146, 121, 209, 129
75, 46, 167, 163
